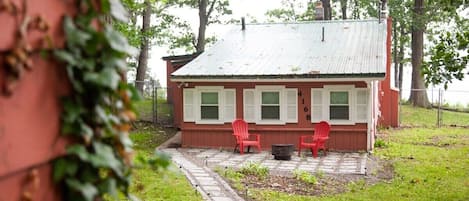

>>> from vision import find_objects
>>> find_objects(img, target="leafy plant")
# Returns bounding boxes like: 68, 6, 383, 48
50, 0, 163, 201
374, 139, 388, 148
293, 169, 317, 185
239, 162, 269, 179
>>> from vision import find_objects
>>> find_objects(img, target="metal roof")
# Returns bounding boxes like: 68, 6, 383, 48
172, 20, 387, 81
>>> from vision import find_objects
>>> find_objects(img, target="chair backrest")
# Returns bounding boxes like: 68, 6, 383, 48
313, 121, 330, 140
232, 119, 249, 141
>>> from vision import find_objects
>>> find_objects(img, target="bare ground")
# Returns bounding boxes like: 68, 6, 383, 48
224, 155, 394, 199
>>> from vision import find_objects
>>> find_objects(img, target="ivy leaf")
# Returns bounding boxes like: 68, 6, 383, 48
53, 158, 78, 182
100, 67, 120, 89
66, 179, 98, 201
65, 66, 84, 93
104, 25, 138, 56
97, 178, 118, 199
54, 50, 77, 66
83, 67, 119, 89
91, 142, 123, 177
109, 0, 128, 22
63, 16, 91, 46
67, 144, 90, 161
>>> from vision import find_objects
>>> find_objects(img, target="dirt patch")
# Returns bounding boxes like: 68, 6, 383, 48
223, 156, 394, 199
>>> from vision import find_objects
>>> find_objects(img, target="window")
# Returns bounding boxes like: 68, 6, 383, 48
311, 85, 369, 125
261, 91, 280, 120
183, 87, 236, 124
329, 91, 349, 120
244, 86, 297, 124
201, 92, 218, 120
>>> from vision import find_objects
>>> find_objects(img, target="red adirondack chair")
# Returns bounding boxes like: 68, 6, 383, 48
232, 119, 261, 155
298, 121, 331, 158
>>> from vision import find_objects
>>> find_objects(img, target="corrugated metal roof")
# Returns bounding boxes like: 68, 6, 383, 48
172, 20, 387, 81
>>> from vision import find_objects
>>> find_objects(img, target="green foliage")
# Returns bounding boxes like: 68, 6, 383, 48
129, 127, 203, 201
374, 139, 388, 148
423, 28, 469, 89
292, 169, 317, 185
51, 0, 171, 200
265, 0, 316, 22
167, 0, 232, 53
239, 162, 270, 179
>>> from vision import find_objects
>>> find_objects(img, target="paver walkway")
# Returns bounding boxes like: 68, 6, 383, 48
162, 148, 244, 201
161, 148, 368, 201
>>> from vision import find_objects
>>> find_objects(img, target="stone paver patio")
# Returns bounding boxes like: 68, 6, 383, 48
161, 148, 369, 201
185, 148, 367, 175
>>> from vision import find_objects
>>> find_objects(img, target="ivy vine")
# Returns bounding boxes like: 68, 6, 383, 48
52, 0, 141, 200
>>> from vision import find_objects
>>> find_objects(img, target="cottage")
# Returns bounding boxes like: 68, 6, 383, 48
163, 18, 398, 152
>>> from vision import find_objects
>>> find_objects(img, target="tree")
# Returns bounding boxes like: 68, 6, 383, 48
265, 0, 318, 22
118, 0, 177, 93
423, 27, 468, 89
409, 0, 430, 107
135, 0, 152, 93
408, 0, 466, 107
168, 0, 232, 53
321, 0, 332, 20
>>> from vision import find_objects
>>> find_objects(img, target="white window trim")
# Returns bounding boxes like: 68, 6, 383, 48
311, 85, 368, 125
242, 86, 298, 125
188, 86, 236, 125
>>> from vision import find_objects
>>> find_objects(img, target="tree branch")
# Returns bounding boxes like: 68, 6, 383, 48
206, 0, 217, 19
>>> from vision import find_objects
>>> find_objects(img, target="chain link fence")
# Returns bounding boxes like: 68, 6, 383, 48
133, 80, 174, 127
400, 88, 469, 127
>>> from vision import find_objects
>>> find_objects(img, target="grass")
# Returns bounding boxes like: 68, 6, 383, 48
134, 99, 173, 123
223, 106, 469, 201
129, 124, 203, 201
400, 104, 469, 127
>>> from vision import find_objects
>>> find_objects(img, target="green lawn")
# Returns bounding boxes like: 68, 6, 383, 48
400, 104, 469, 127
134, 99, 173, 123
129, 124, 203, 201
233, 106, 469, 201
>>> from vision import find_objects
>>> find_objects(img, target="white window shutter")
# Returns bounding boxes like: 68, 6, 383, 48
243, 89, 255, 122
183, 89, 195, 122
223, 89, 236, 122
285, 88, 298, 123
356, 89, 368, 122
311, 89, 324, 122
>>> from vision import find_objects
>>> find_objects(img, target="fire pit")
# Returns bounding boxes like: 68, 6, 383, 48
271, 144, 294, 160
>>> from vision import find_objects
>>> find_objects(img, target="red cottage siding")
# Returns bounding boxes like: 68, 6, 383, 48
178, 82, 369, 151
181, 124, 367, 151
378, 17, 399, 127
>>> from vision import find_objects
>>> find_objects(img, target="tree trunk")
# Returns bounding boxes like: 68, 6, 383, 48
135, 0, 151, 93
409, 0, 430, 107
340, 0, 347, 19
196, 0, 208, 52
321, 0, 332, 20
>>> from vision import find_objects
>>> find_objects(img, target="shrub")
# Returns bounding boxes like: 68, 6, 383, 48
239, 162, 269, 179
374, 139, 387, 148
293, 169, 317, 185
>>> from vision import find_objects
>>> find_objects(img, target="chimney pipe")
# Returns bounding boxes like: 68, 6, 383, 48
241, 17, 245, 30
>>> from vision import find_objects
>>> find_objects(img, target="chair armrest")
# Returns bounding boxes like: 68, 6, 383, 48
249, 133, 261, 141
